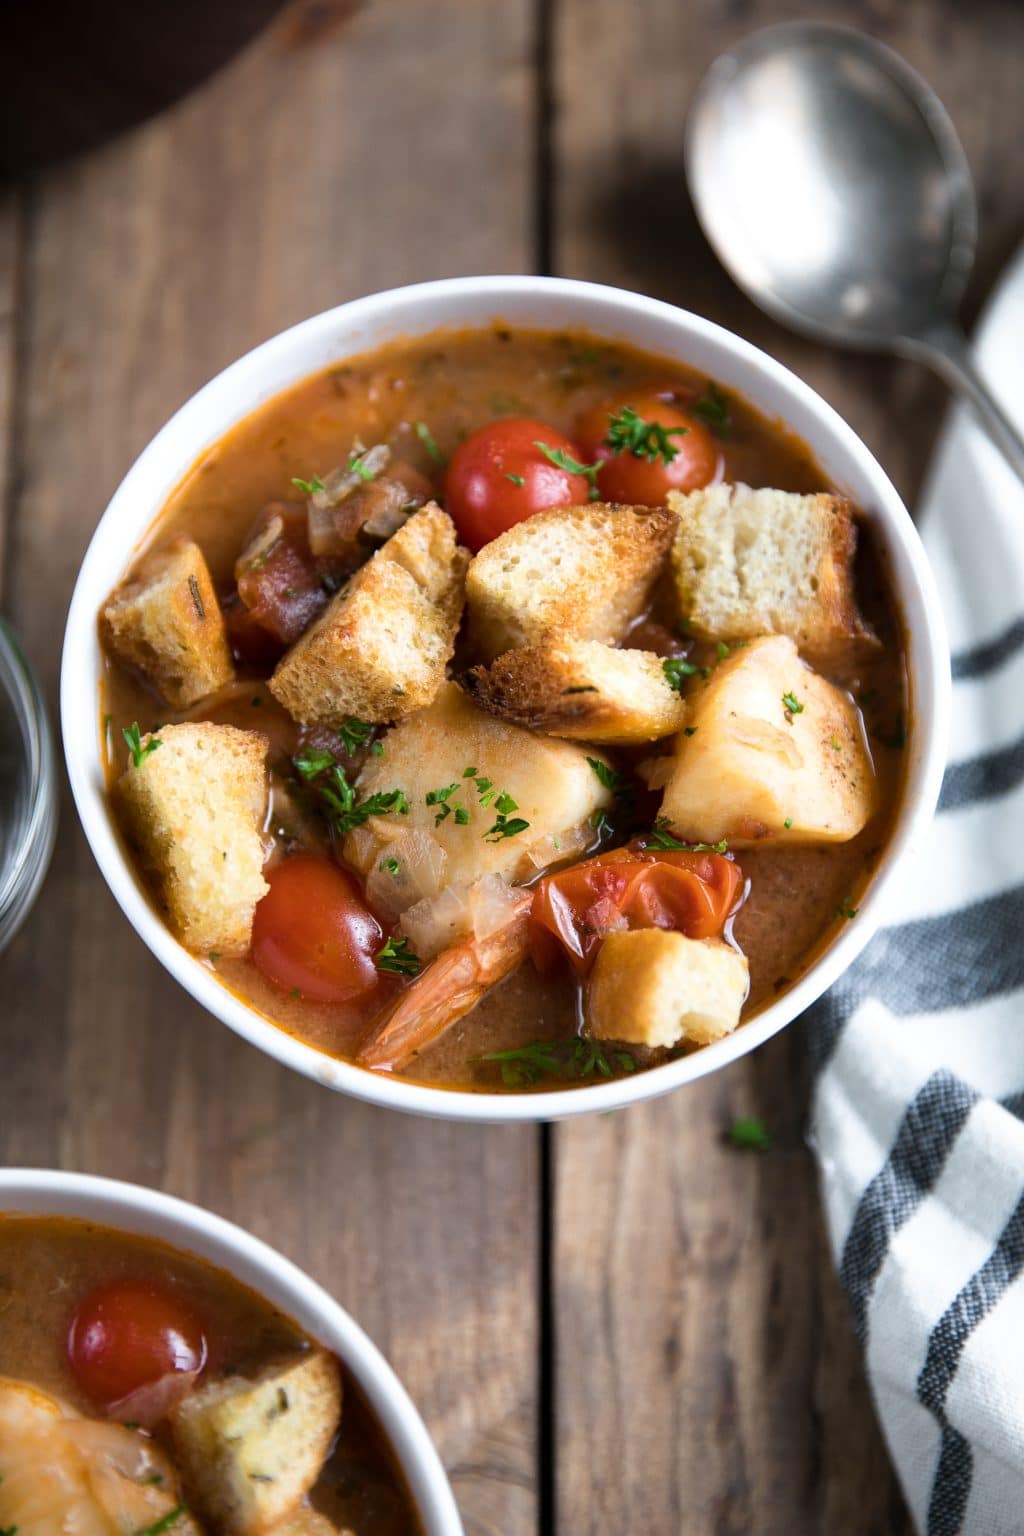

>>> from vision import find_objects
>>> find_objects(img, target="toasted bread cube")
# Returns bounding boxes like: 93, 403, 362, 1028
343, 682, 613, 890
269, 503, 468, 726
669, 484, 875, 660
466, 503, 676, 661
169, 1351, 342, 1536
116, 722, 268, 955
274, 1514, 351, 1536
588, 929, 749, 1048
659, 635, 876, 846
465, 633, 688, 744
100, 538, 234, 708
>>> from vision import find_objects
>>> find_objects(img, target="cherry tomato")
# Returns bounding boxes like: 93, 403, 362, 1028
530, 845, 743, 976
252, 855, 384, 1004
576, 390, 720, 504
67, 1280, 207, 1410
444, 418, 593, 550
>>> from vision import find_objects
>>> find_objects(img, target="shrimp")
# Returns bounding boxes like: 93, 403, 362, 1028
357, 890, 533, 1072
0, 1376, 197, 1536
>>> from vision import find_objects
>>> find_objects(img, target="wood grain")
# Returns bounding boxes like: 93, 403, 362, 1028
550, 0, 1024, 1531
0, 6, 537, 1534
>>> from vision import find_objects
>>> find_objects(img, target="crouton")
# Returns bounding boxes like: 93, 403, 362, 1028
274, 1513, 351, 1536
465, 633, 688, 744
169, 1350, 342, 1536
465, 503, 677, 661
343, 682, 613, 891
269, 503, 468, 726
658, 635, 877, 846
100, 538, 234, 708
116, 722, 268, 955
669, 484, 875, 660
588, 929, 749, 1048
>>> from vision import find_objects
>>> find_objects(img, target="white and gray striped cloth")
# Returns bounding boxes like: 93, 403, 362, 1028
809, 246, 1024, 1535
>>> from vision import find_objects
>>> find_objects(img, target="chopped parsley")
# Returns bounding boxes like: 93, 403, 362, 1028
783, 817, 793, 830
725, 1117, 771, 1152
370, 740, 385, 756
644, 822, 727, 854
684, 726, 698, 737
605, 405, 687, 464
337, 717, 375, 755
208, 951, 221, 964
781, 691, 804, 720
715, 640, 730, 660
693, 383, 731, 435
586, 757, 623, 793
562, 685, 598, 694
484, 791, 530, 842
380, 856, 400, 875
505, 472, 526, 487
475, 1035, 637, 1088
123, 722, 161, 769
133, 1507, 189, 1536
533, 440, 601, 496
291, 474, 325, 495
375, 935, 421, 976
347, 446, 377, 481
292, 747, 409, 836
836, 899, 858, 920
662, 656, 708, 692
414, 420, 445, 466
425, 781, 462, 825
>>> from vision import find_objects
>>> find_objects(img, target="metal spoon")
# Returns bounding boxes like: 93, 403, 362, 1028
686, 21, 1024, 481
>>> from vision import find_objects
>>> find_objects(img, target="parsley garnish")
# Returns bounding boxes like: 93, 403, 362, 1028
782, 691, 804, 720
292, 748, 409, 836
836, 899, 858, 920
562, 685, 598, 694
347, 446, 376, 481
475, 1035, 637, 1088
380, 856, 400, 875
505, 472, 526, 486
586, 757, 622, 793
715, 640, 730, 660
426, 781, 462, 825
123, 722, 161, 769
784, 817, 793, 830
683, 726, 698, 737
291, 474, 325, 495
725, 1117, 771, 1151
662, 656, 708, 692
693, 383, 731, 435
414, 420, 445, 466
605, 405, 687, 464
208, 951, 221, 964
375, 935, 421, 976
337, 717, 374, 755
484, 791, 530, 842
133, 1506, 189, 1536
533, 440, 601, 496
644, 822, 727, 854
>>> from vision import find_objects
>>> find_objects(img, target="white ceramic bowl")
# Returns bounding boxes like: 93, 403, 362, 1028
0, 1167, 463, 1534
61, 276, 950, 1122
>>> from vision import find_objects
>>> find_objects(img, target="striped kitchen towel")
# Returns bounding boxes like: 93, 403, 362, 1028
809, 246, 1024, 1536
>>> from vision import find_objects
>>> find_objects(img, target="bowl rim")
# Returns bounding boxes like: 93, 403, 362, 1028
0, 1166, 464, 1535
60, 274, 951, 1123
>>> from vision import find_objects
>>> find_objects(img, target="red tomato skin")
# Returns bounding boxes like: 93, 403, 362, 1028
530, 845, 743, 976
576, 391, 720, 504
444, 418, 592, 550
251, 855, 384, 1004
67, 1280, 207, 1410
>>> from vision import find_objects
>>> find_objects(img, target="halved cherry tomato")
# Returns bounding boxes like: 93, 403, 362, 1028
530, 845, 743, 976
444, 418, 594, 550
252, 855, 384, 1004
576, 390, 720, 504
67, 1279, 207, 1410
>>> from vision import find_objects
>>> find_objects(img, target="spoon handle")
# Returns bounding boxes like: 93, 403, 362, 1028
898, 321, 1024, 485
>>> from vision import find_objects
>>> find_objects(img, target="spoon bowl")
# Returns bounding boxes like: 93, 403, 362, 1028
687, 21, 1024, 480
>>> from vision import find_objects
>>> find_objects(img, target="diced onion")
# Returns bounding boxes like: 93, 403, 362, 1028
523, 826, 589, 871
364, 831, 448, 921
399, 874, 524, 961
638, 753, 675, 790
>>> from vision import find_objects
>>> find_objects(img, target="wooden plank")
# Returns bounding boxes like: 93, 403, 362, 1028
0, 6, 537, 1534
550, 1, 1024, 1531
0, 190, 22, 596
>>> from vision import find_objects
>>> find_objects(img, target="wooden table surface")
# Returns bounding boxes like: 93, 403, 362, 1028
2, 2, 1022, 1531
